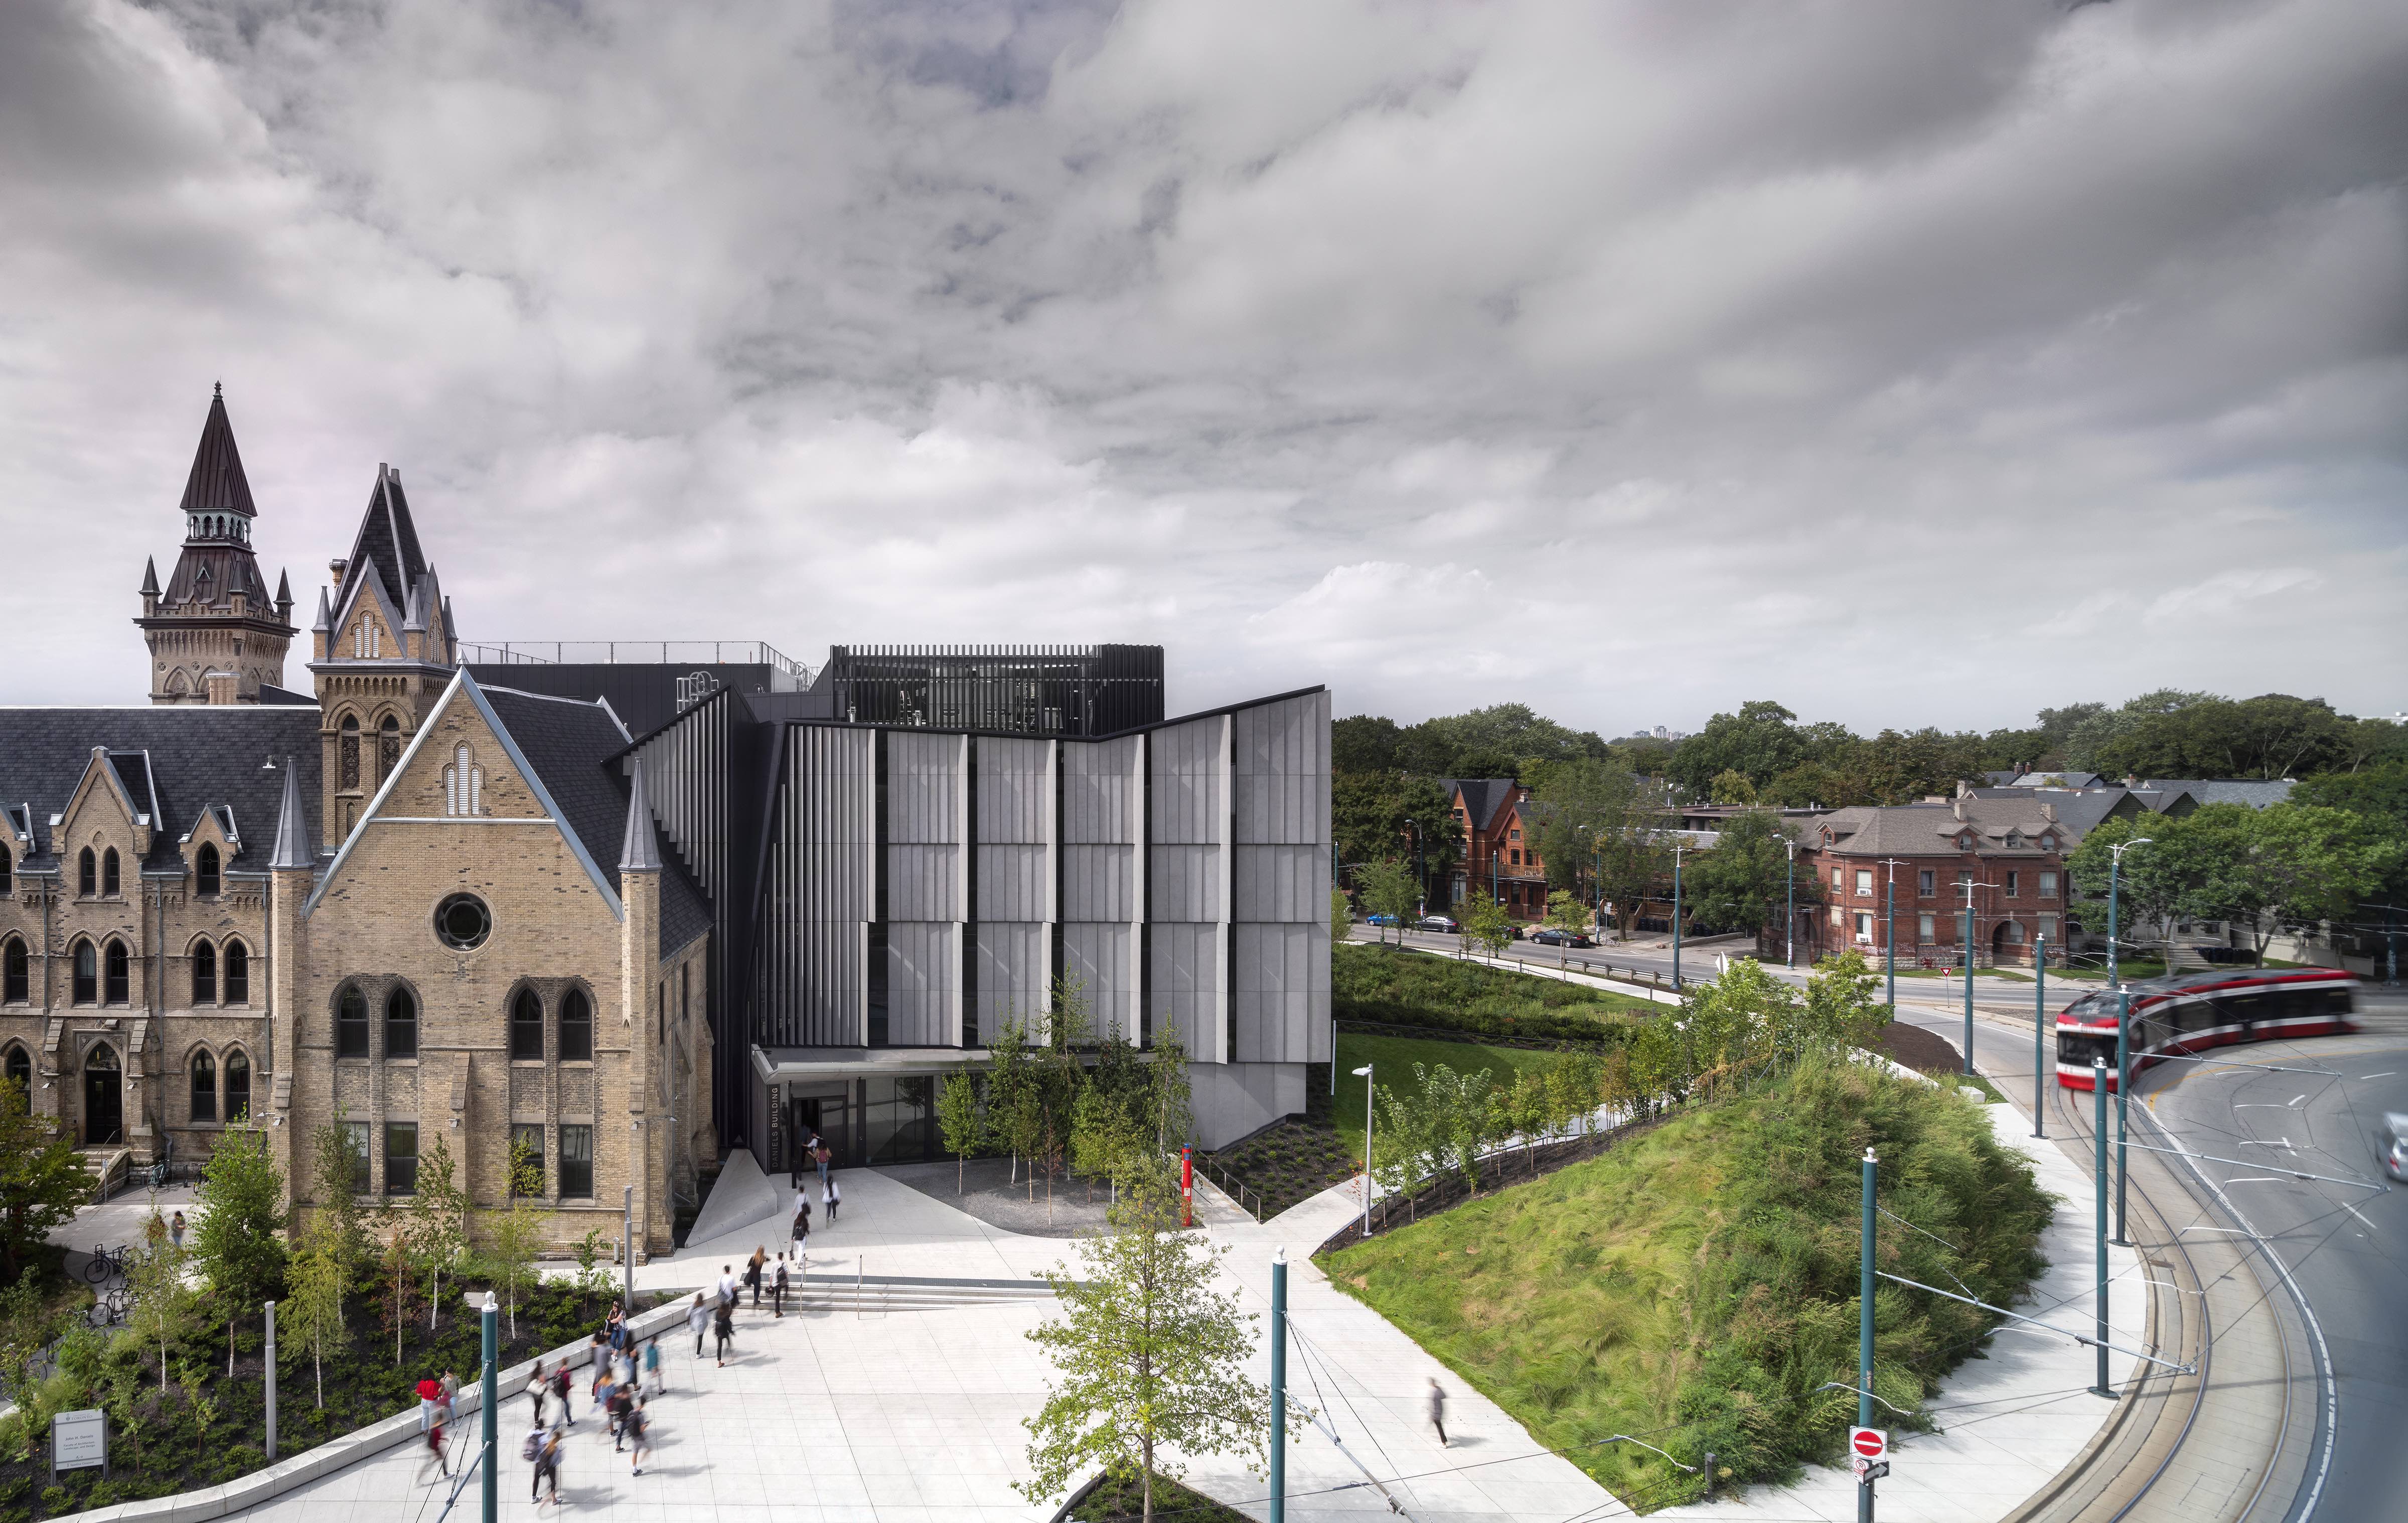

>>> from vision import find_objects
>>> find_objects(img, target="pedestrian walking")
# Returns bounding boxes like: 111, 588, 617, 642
418, 1405, 451, 1484
552, 1360, 574, 1426
608, 1378, 634, 1451
169, 1210, 187, 1250
816, 1140, 832, 1186
687, 1293, 709, 1358
823, 1173, 841, 1223
1427, 1377, 1448, 1447
644, 1335, 663, 1393
712, 1296, 734, 1366
745, 1247, 765, 1307
717, 1264, 740, 1309
534, 1425, 563, 1507
527, 1359, 548, 1416
524, 1420, 549, 1502
417, 1374, 441, 1432
773, 1253, 789, 1317
626, 1398, 653, 1477
440, 1368, 461, 1414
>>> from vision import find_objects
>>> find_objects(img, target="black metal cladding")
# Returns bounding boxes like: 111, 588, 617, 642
823, 644, 1163, 737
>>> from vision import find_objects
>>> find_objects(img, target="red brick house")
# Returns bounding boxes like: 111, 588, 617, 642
1783, 786, 2074, 966
1444, 778, 1551, 921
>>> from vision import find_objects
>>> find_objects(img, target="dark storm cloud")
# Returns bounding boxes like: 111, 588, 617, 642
2, 0, 2401, 730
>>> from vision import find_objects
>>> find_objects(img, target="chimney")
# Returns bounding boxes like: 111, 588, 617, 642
2040, 801, 2057, 822
1952, 794, 1968, 821
330, 558, 348, 587
1954, 779, 1972, 799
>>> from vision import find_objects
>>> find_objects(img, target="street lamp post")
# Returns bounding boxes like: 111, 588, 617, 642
2105, 838, 2153, 990
1784, 839, 1796, 969
1352, 1064, 1375, 1237
1877, 858, 1910, 1009
1672, 842, 1690, 992
1958, 876, 1995, 1078
2033, 934, 2047, 1139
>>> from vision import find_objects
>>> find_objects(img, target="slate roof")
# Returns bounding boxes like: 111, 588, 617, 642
0, 707, 324, 870
1991, 770, 2103, 789
481, 686, 710, 956
1968, 787, 2139, 839
335, 467, 431, 624
1797, 795, 2081, 857
2143, 778, 2296, 809
179, 388, 257, 518
1444, 778, 1522, 833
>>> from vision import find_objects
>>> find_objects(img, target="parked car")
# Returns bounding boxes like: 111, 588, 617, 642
1364, 912, 1402, 927
1417, 913, 1460, 933
2382, 1113, 2408, 1183
1529, 928, 1595, 948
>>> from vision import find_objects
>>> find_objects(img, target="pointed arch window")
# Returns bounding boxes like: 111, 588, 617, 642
225, 1049, 250, 1123
353, 620, 381, 659
190, 1050, 217, 1123
559, 989, 592, 1062
0, 843, 11, 896
510, 989, 545, 1061
2, 938, 26, 1004
224, 941, 249, 1004
3, 1046, 27, 1095
336, 985, 369, 1058
103, 940, 129, 1005
71, 941, 96, 1004
379, 716, 401, 781
196, 843, 220, 897
385, 987, 418, 1060
78, 849, 95, 898
340, 715, 361, 791
192, 940, 217, 1005
443, 746, 483, 817
101, 848, 119, 898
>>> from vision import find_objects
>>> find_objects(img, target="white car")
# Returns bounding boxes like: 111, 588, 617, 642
2382, 1113, 2408, 1184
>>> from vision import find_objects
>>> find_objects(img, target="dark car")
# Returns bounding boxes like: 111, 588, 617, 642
1417, 913, 1461, 933
1529, 928, 1595, 948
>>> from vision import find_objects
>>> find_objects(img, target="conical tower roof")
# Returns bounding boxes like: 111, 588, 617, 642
179, 384, 257, 518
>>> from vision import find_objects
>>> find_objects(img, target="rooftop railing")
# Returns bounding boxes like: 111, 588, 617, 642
459, 640, 814, 685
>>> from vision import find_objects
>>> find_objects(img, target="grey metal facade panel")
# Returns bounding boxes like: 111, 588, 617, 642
795, 919, 865, 1046
975, 738, 1052, 844
886, 920, 958, 1047
1147, 715, 1229, 846
1062, 922, 1133, 1040
1232, 923, 1328, 1063
1063, 843, 1134, 923
1231, 844, 1325, 924
977, 844, 1052, 923
1148, 844, 1223, 923
973, 921, 1050, 1045
1233, 690, 1331, 846
886, 844, 962, 923
1147, 921, 1226, 1063
1063, 735, 1141, 844
796, 726, 875, 926
885, 731, 965, 845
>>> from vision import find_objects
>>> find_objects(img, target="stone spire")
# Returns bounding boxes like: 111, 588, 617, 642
270, 756, 312, 870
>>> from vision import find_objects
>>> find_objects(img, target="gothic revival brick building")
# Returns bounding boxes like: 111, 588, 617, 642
0, 391, 1331, 1253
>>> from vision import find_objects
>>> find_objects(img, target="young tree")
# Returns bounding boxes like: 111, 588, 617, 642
283, 1215, 348, 1409
1149, 1024, 1193, 1156
1356, 859, 1418, 943
121, 1213, 194, 1396
1417, 1062, 1497, 1193
1503, 1068, 1553, 1176
376, 1226, 418, 1363
936, 1068, 982, 1195
1019, 1179, 1291, 1522
310, 1117, 371, 1282
483, 1134, 546, 1339
1461, 893, 1513, 958
189, 1128, 287, 1307
411, 1136, 470, 1329
1543, 890, 1588, 965
0, 1078, 89, 1285
986, 1014, 1033, 1184
1803, 949, 1891, 1055
1330, 887, 1353, 949
1372, 1083, 1439, 1219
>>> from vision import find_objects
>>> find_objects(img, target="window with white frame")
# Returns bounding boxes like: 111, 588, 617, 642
442, 745, 483, 816
2040, 872, 2058, 898
1918, 912, 1936, 942
353, 619, 381, 659
1854, 870, 1873, 896
1853, 912, 1873, 942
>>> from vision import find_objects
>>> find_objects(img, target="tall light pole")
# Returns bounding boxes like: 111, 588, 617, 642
2033, 933, 2048, 1140
2105, 837, 2152, 989
1958, 876, 1995, 1077
1270, 1247, 1288, 1523
1672, 841, 1691, 992
1877, 858, 1910, 1009
1858, 1147, 1878, 1523
1352, 1064, 1375, 1236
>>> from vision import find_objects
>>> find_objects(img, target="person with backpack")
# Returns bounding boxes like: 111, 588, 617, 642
772, 1253, 789, 1318
712, 1295, 734, 1366
745, 1248, 765, 1307
607, 1375, 634, 1451
524, 1421, 551, 1502
625, 1397, 653, 1477
551, 1360, 574, 1426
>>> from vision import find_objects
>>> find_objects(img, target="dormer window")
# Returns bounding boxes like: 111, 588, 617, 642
1957, 833, 1972, 850
196, 843, 220, 897
2041, 834, 2056, 851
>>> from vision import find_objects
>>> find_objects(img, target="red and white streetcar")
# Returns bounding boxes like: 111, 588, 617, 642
2055, 966, 2361, 1091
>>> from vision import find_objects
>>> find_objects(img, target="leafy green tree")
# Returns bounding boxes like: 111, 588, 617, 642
121, 1213, 195, 1396
1357, 859, 1418, 941
1333, 771, 1463, 905
2089, 693, 2356, 781
2182, 802, 2404, 957
1332, 715, 1404, 774
375, 1226, 417, 1363
1371, 1082, 1442, 1218
936, 1068, 982, 1194
2292, 758, 2408, 903
1148, 1024, 1193, 1154
283, 1215, 348, 1409
0, 1078, 88, 1285
1543, 890, 1589, 964
1680, 811, 1808, 936
1421, 1061, 1497, 1193
1667, 701, 1813, 796
2066, 814, 2192, 949
1461, 893, 1513, 956
2061, 689, 2217, 772
1330, 887, 1352, 948
1502, 1068, 1553, 1176
1020, 1179, 1288, 1523
310, 1116, 371, 1281
1524, 756, 1648, 900
190, 1129, 287, 1306
1802, 949, 1891, 1053
410, 1136, 470, 1329
482, 1134, 546, 1338
1709, 769, 1757, 805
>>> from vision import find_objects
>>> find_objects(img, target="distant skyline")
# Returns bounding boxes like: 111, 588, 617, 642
3, 1, 2402, 735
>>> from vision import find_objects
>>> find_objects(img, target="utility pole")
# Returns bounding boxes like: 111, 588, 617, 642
1784, 839, 1796, 969
1958, 876, 1991, 1078
2105, 838, 2152, 990
1673, 841, 1689, 993
623, 1184, 635, 1307
2033, 934, 2047, 1140
1877, 859, 1910, 1009
1859, 1146, 1877, 1523
263, 1300, 276, 1461
481, 1291, 499, 1523
2088, 1062, 2114, 1400
1270, 1247, 1288, 1523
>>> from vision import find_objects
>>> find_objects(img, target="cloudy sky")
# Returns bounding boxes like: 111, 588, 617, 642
4, 0, 2402, 734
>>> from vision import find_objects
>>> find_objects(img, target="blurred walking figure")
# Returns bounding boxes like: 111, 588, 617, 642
645, 1335, 664, 1393
688, 1293, 710, 1357
1427, 1378, 1448, 1447
824, 1173, 841, 1223
773, 1253, 790, 1317
713, 1296, 734, 1366
746, 1247, 766, 1306
417, 1404, 450, 1483
816, 1139, 832, 1186
626, 1397, 653, 1476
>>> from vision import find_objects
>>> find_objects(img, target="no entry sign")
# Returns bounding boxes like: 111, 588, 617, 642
1850, 1427, 1887, 1460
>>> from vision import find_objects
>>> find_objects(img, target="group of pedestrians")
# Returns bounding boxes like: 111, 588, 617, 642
413, 1369, 462, 1484
789, 1133, 840, 1262
522, 1302, 661, 1506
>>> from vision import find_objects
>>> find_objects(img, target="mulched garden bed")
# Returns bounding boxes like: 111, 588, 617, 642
1062, 1468, 1253, 1523
1199, 1118, 1362, 1220
1869, 1021, 1966, 1074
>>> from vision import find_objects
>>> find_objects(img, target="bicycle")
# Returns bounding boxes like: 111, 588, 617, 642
81, 1244, 128, 1284
86, 1288, 129, 1328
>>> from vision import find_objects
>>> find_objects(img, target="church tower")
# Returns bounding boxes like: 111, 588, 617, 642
307, 462, 459, 845
137, 386, 297, 704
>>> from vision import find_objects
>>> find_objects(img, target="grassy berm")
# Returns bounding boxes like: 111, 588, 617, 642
1321, 1056, 2050, 1511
